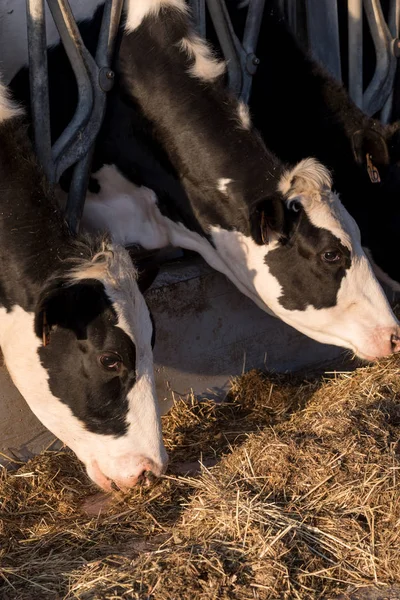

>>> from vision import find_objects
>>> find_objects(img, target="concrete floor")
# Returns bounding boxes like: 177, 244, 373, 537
0, 257, 357, 468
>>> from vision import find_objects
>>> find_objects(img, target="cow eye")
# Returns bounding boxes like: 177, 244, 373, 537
99, 352, 123, 372
289, 200, 301, 212
322, 250, 342, 263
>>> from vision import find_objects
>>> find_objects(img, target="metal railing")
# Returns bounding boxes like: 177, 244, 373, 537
26, 0, 400, 236
26, 0, 123, 234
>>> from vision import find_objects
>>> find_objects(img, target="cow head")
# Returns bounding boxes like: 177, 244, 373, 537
6, 243, 167, 491
211, 158, 400, 360
351, 125, 400, 291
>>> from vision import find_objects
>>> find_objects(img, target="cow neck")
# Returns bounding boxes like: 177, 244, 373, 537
117, 9, 284, 235
0, 117, 77, 311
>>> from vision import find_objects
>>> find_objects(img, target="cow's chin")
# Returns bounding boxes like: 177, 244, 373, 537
272, 308, 400, 363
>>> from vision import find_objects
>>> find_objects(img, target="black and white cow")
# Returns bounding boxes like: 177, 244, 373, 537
0, 81, 167, 491
6, 0, 400, 361
223, 0, 400, 292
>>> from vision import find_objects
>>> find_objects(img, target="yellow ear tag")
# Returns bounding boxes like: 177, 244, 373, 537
366, 153, 381, 183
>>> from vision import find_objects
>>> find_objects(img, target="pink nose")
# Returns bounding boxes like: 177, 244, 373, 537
87, 455, 168, 491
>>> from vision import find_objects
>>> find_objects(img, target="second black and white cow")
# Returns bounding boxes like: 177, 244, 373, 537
0, 80, 167, 491
7, 0, 400, 361
224, 0, 400, 292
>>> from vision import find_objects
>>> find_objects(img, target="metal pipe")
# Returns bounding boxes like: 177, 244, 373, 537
348, 0, 363, 109
189, 0, 206, 38
66, 146, 95, 235
46, 0, 97, 179
205, 0, 243, 96
363, 0, 396, 116
285, 0, 297, 36
26, 0, 53, 181
65, 0, 123, 235
380, 0, 400, 122
96, 0, 124, 67
306, 0, 342, 81
241, 0, 266, 103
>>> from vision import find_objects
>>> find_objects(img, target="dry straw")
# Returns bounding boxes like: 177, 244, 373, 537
1, 358, 400, 599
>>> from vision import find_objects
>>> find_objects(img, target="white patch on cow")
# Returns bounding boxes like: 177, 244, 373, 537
179, 35, 226, 81
124, 0, 187, 33
59, 165, 170, 248
0, 246, 167, 489
0, 81, 23, 123
237, 101, 251, 130
217, 178, 233, 195
363, 247, 400, 293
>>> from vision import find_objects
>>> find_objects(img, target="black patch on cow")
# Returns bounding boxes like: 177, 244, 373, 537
265, 211, 351, 311
37, 280, 137, 437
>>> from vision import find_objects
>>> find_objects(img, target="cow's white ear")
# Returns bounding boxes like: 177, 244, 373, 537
250, 194, 288, 245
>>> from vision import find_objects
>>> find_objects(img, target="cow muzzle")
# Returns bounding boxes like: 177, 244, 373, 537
356, 326, 400, 361
86, 454, 168, 492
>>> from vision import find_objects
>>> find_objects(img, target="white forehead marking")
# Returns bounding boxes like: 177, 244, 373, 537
278, 158, 357, 251
0, 81, 23, 124
237, 101, 251, 130
179, 35, 226, 81
217, 178, 233, 195
124, 0, 188, 32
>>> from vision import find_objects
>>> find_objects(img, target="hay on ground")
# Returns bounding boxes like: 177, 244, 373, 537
0, 359, 400, 599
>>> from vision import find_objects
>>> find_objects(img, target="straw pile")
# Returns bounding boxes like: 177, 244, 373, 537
1, 358, 400, 599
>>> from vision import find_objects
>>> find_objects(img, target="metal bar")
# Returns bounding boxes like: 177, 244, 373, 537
96, 0, 124, 67
65, 0, 123, 235
380, 0, 400, 122
363, 0, 396, 116
348, 0, 363, 109
306, 0, 342, 81
205, 0, 243, 96
26, 0, 53, 181
189, 0, 206, 37
241, 0, 266, 103
286, 0, 297, 36
66, 146, 95, 235
46, 0, 96, 179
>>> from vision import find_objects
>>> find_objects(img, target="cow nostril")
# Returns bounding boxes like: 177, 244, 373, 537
139, 470, 157, 487
391, 334, 400, 352
144, 470, 156, 483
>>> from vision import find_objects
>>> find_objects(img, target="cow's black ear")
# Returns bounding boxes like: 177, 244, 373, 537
34, 281, 108, 345
352, 129, 389, 182
250, 195, 288, 245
